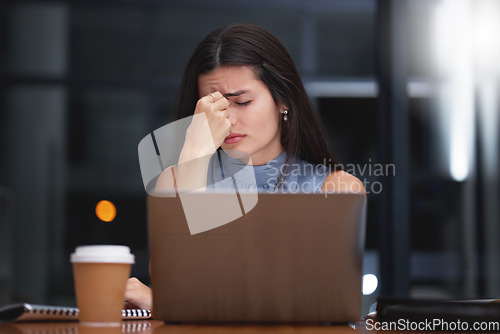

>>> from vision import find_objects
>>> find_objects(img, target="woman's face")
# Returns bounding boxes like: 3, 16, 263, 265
198, 65, 285, 165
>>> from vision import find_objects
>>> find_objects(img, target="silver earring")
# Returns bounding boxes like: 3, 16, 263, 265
283, 110, 288, 121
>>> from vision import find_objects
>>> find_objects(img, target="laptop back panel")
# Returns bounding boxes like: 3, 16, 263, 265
148, 193, 366, 323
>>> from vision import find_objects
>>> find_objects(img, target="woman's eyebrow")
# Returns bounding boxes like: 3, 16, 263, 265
224, 90, 248, 97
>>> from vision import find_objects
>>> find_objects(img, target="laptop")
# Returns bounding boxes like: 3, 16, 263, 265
147, 192, 366, 323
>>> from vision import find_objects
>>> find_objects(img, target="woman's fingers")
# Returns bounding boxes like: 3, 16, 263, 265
214, 97, 230, 114
210, 93, 230, 121
125, 277, 153, 310
209, 91, 224, 103
205, 93, 230, 115
187, 92, 232, 152
201, 93, 230, 129
196, 92, 228, 115
200, 91, 225, 106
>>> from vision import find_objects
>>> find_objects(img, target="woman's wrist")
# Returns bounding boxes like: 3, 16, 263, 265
179, 140, 216, 164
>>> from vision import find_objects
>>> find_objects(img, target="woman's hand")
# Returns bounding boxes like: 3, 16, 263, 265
157, 92, 229, 191
182, 92, 231, 161
124, 277, 153, 311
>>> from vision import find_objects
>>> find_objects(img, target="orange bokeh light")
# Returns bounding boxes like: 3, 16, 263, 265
95, 200, 117, 222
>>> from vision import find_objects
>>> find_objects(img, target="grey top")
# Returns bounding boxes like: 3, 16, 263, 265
207, 150, 330, 193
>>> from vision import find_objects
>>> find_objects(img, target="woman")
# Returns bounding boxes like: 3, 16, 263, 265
127, 23, 364, 310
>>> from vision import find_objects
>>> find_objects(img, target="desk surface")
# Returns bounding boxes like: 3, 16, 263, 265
0, 320, 368, 334
0, 320, 492, 334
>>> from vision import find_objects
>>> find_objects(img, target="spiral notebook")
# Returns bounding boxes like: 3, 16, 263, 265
0, 303, 151, 322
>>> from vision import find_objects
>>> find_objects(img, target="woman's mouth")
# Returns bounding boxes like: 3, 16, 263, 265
224, 132, 246, 144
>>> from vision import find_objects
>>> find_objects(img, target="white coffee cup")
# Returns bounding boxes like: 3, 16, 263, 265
71, 245, 135, 327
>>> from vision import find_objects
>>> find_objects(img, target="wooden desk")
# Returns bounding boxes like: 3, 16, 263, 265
0, 319, 494, 333
0, 320, 365, 333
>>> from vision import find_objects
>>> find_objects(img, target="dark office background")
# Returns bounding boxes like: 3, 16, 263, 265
1, 0, 499, 314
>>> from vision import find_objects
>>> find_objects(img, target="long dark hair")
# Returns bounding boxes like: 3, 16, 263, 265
175, 23, 339, 170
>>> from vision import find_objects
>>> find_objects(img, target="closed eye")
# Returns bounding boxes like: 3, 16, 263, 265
236, 101, 251, 106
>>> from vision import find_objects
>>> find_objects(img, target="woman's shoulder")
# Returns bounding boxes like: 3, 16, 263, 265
321, 169, 365, 194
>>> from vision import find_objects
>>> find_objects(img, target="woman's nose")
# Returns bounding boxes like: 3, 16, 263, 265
228, 114, 237, 126
228, 105, 237, 126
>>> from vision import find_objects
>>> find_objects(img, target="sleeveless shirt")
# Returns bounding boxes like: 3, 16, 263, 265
206, 150, 330, 193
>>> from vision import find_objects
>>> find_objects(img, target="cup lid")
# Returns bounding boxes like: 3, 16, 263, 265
70, 245, 135, 264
